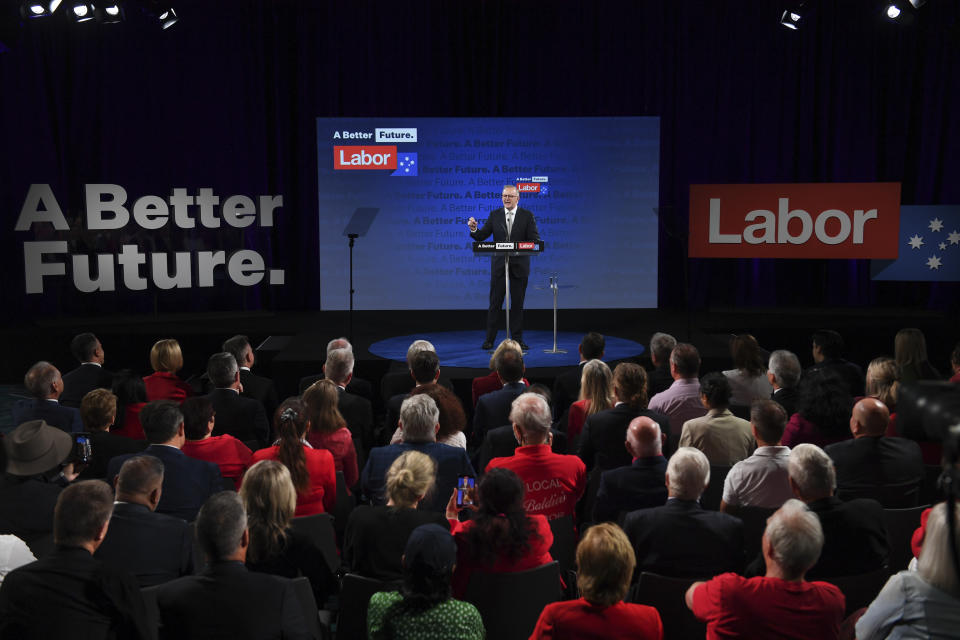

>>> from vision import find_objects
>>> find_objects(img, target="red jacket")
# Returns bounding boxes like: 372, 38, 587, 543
182, 434, 253, 490
249, 445, 336, 516
486, 445, 586, 521
143, 371, 193, 403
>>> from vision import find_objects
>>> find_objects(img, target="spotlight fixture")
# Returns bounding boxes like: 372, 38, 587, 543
886, 3, 902, 19
908, 0, 926, 8
780, 6, 805, 30
156, 7, 177, 29
69, 1, 96, 22
20, 0, 63, 18
97, 2, 123, 23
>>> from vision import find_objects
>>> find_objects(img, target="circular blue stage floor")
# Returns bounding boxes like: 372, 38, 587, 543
369, 330, 644, 369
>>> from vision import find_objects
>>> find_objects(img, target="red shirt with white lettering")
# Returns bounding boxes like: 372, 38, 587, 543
486, 444, 586, 521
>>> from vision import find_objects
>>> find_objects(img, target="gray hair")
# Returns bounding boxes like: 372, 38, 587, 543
324, 347, 355, 384
509, 393, 552, 437
24, 361, 59, 398
649, 332, 677, 365
326, 337, 352, 354
918, 502, 960, 596
406, 339, 436, 367
207, 352, 239, 388
399, 394, 439, 443
787, 444, 836, 499
666, 447, 711, 500
116, 455, 165, 496
502, 184, 519, 195
768, 350, 801, 389
196, 491, 247, 561
764, 498, 824, 580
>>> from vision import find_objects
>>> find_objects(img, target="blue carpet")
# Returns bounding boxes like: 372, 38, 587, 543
369, 330, 645, 369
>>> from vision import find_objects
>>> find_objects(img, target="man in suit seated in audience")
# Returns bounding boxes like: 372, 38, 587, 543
107, 400, 223, 522
0, 480, 151, 639
472, 349, 527, 446
825, 397, 923, 507
362, 395, 475, 512
475, 385, 568, 471
382, 339, 455, 406
647, 332, 677, 396
60, 332, 113, 408
328, 337, 374, 402
807, 329, 865, 397
745, 443, 888, 579
648, 343, 708, 442
679, 372, 755, 465
204, 352, 270, 448
76, 389, 147, 481
96, 456, 194, 586
326, 346, 374, 459
12, 361, 82, 434
382, 349, 441, 444
686, 499, 845, 639
155, 492, 311, 639
720, 399, 793, 514
222, 334, 279, 422
552, 331, 605, 420
485, 393, 586, 521
593, 416, 668, 523
623, 447, 743, 579
767, 349, 801, 418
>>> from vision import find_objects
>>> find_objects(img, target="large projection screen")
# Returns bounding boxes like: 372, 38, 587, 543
316, 117, 660, 310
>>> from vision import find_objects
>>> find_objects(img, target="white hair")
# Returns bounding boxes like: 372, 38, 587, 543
666, 447, 710, 501
399, 394, 439, 443
326, 337, 352, 355
406, 339, 436, 368
509, 393, 552, 437
787, 444, 836, 499
764, 499, 824, 580
918, 502, 960, 597
768, 350, 801, 389
324, 347, 354, 384
649, 332, 677, 363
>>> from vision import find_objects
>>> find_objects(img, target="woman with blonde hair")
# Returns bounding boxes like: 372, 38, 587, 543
302, 379, 359, 487
143, 338, 193, 402
895, 328, 941, 385
531, 523, 663, 639
567, 359, 613, 442
470, 339, 529, 407
343, 451, 448, 580
865, 357, 900, 433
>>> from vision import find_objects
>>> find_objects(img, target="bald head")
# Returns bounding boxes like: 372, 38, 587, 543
626, 416, 662, 458
850, 397, 890, 438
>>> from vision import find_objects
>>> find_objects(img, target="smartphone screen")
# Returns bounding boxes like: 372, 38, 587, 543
456, 475, 476, 508
73, 433, 92, 465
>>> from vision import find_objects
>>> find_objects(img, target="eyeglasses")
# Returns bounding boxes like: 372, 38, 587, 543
502, 194, 518, 198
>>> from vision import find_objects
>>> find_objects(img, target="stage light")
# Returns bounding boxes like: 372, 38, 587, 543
780, 7, 805, 30
886, 4, 902, 19
156, 7, 177, 29
20, 0, 63, 18
69, 1, 96, 22
97, 2, 123, 23
908, 0, 926, 8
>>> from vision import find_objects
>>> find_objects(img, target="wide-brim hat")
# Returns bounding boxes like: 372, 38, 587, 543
3, 419, 73, 476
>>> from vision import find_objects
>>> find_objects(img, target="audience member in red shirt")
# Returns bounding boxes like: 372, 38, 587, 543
486, 392, 586, 521
446, 468, 554, 598
111, 370, 148, 440
248, 397, 336, 516
143, 339, 193, 403
687, 499, 845, 640
531, 523, 662, 639
180, 396, 252, 490
302, 379, 359, 488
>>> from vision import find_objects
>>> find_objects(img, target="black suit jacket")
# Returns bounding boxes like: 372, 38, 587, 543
475, 424, 569, 473
552, 363, 584, 419
807, 358, 865, 397
469, 207, 540, 278
155, 561, 311, 640
825, 436, 924, 507
338, 386, 374, 455
771, 386, 800, 418
77, 430, 148, 481
96, 502, 194, 587
107, 446, 222, 522
206, 388, 270, 447
11, 398, 82, 433
60, 363, 114, 408
0, 475, 62, 556
594, 456, 669, 523
623, 499, 744, 579
239, 369, 279, 423
578, 405, 671, 472
472, 382, 527, 445
648, 363, 674, 397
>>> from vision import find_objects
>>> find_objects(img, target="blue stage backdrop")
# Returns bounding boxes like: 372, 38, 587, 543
315, 117, 660, 310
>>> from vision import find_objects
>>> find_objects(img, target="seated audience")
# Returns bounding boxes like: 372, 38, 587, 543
205, 352, 269, 448
111, 369, 148, 439
856, 501, 960, 639
825, 397, 923, 507
326, 336, 375, 402
686, 499, 845, 639
60, 332, 113, 408
446, 468, 553, 598
723, 333, 773, 406
106, 400, 223, 522
594, 416, 668, 523
781, 369, 853, 448
475, 386, 569, 470
807, 329, 864, 396
746, 443, 888, 579
679, 372, 754, 465
77, 388, 147, 481
383, 348, 442, 442
367, 523, 484, 639
623, 447, 743, 578
180, 396, 252, 490
143, 338, 193, 403
647, 331, 677, 396
648, 343, 708, 438
95, 456, 193, 586
344, 451, 448, 580
249, 398, 336, 516
240, 460, 336, 606
895, 327, 941, 385
485, 393, 586, 521
552, 332, 605, 420
0, 536, 35, 584
325, 344, 374, 458
531, 523, 663, 639
473, 350, 528, 445
567, 359, 614, 444
404, 384, 468, 449
579, 363, 670, 472
864, 356, 900, 422
302, 379, 360, 487
383, 339, 438, 405
767, 349, 802, 417
721, 400, 793, 512
11, 361, 82, 433
222, 334, 279, 420
155, 491, 312, 640
0, 480, 150, 639
362, 394, 474, 512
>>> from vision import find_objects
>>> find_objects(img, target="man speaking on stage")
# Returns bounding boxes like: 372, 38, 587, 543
467, 184, 541, 351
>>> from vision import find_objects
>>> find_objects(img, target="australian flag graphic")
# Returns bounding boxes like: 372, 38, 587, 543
392, 152, 418, 177
871, 205, 960, 282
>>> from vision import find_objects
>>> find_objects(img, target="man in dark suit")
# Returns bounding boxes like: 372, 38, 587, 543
552, 332, 605, 419
806, 329, 864, 397
106, 400, 223, 522
0, 480, 151, 639
825, 397, 924, 507
205, 352, 270, 448
767, 349, 801, 417
222, 334, 279, 423
60, 332, 113, 408
362, 395, 475, 512
96, 456, 194, 586
325, 346, 374, 458
382, 349, 441, 444
379, 339, 456, 409
578, 401, 671, 473
155, 492, 311, 640
623, 447, 744, 579
468, 184, 541, 350
647, 332, 677, 396
472, 350, 527, 446
11, 361, 82, 433
594, 417, 668, 522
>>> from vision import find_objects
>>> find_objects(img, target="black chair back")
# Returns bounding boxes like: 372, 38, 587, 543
188, 521, 207, 574
735, 505, 776, 563
141, 584, 161, 640
629, 572, 705, 640
548, 514, 577, 577
333, 470, 355, 544
823, 566, 892, 616
290, 576, 324, 640
576, 468, 604, 526
291, 513, 341, 577
337, 573, 400, 640
882, 504, 929, 572
464, 561, 562, 640
919, 465, 944, 505
700, 465, 732, 511
837, 481, 920, 509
